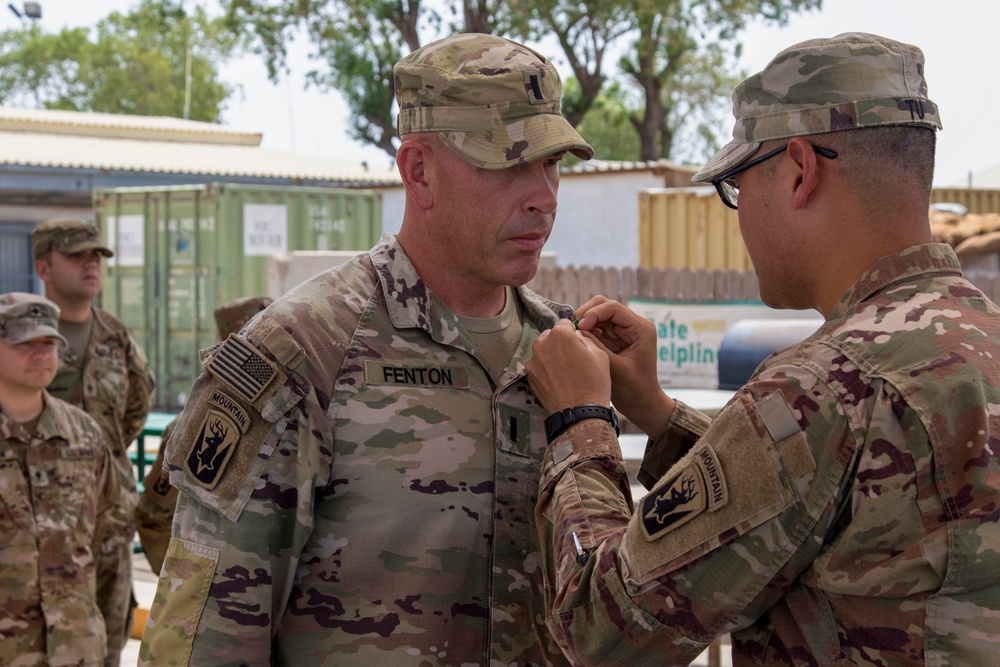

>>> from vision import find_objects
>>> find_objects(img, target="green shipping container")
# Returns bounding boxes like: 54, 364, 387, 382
92, 182, 382, 410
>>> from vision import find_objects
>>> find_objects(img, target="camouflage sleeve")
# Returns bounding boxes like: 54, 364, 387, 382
140, 333, 331, 666
536, 365, 856, 664
86, 421, 133, 663
636, 400, 713, 490
135, 419, 178, 574
121, 332, 156, 446
87, 424, 121, 558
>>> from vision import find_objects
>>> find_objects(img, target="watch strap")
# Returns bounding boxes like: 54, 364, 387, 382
544, 405, 619, 444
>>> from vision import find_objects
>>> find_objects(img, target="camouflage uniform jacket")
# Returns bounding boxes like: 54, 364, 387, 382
48, 305, 155, 663
141, 233, 574, 666
537, 243, 1000, 666
0, 392, 118, 666
48, 305, 155, 502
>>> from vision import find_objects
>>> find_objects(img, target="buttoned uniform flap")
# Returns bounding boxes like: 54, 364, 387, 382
164, 332, 308, 523
621, 389, 809, 586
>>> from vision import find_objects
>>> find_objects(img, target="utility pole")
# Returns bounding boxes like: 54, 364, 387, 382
8, 2, 41, 21
183, 40, 192, 119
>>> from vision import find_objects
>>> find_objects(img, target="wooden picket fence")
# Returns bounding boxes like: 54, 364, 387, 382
527, 265, 1000, 306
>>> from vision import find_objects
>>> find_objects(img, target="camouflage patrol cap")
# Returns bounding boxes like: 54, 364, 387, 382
213, 296, 272, 340
394, 33, 594, 170
693, 32, 942, 183
0, 292, 67, 347
31, 218, 114, 259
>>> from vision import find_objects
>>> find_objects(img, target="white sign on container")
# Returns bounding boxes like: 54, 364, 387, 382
244, 204, 288, 256
106, 215, 145, 267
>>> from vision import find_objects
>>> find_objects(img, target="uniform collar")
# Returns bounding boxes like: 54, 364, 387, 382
35, 392, 66, 440
828, 244, 962, 321
0, 391, 62, 442
369, 233, 572, 346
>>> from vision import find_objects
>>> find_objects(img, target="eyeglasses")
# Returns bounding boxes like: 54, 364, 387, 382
711, 143, 838, 210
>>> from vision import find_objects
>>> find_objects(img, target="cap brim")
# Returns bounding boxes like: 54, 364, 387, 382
7, 326, 68, 348
64, 242, 114, 258
692, 141, 761, 183
440, 113, 594, 170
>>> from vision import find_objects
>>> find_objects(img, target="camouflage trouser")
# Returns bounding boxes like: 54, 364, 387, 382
96, 497, 138, 666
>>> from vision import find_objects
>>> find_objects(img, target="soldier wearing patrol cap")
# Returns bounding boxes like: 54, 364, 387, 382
0, 292, 120, 665
32, 218, 156, 666
526, 32, 1000, 665
141, 33, 592, 665
135, 295, 272, 574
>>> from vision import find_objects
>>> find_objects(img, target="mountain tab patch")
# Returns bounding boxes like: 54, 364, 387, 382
185, 390, 250, 490
641, 444, 728, 541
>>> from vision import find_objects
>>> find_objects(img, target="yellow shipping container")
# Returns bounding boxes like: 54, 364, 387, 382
638, 187, 1000, 271
638, 188, 752, 270
931, 188, 1000, 214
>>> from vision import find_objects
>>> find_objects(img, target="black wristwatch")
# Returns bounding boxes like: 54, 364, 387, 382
544, 405, 619, 444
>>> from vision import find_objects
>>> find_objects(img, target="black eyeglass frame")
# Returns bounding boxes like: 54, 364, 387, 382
711, 143, 838, 210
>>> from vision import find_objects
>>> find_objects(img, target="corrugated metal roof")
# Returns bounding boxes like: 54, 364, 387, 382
0, 108, 262, 145
563, 158, 699, 175
0, 108, 402, 186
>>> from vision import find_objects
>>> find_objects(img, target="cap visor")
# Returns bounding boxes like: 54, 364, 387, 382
63, 241, 114, 258
692, 141, 760, 183
8, 326, 68, 348
441, 113, 594, 170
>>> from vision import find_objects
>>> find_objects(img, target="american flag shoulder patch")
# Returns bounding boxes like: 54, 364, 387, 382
208, 334, 278, 403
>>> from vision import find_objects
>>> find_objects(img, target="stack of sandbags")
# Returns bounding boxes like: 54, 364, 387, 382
955, 231, 1000, 261
929, 208, 1000, 251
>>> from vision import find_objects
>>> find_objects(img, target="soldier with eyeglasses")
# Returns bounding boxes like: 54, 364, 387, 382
526, 32, 1000, 665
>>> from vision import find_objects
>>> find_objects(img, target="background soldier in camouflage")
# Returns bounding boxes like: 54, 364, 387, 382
0, 292, 120, 666
32, 218, 156, 666
135, 295, 271, 574
526, 33, 1000, 665
140, 33, 593, 665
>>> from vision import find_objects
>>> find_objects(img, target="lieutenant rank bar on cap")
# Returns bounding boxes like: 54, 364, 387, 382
208, 335, 278, 403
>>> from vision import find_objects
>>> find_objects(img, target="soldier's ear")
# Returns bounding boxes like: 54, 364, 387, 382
787, 138, 821, 210
397, 138, 434, 211
34, 257, 51, 282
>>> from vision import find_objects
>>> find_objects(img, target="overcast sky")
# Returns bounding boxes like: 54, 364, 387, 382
36, 0, 999, 186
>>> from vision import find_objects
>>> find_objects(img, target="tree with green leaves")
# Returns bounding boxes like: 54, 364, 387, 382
0, 0, 243, 122
568, 79, 641, 161
505, 0, 631, 127
228, 0, 443, 155
226, 0, 820, 162
620, 0, 819, 161
226, 0, 509, 156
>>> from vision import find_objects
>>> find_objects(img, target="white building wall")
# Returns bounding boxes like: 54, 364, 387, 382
547, 171, 664, 268
375, 168, 668, 268
379, 187, 406, 235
